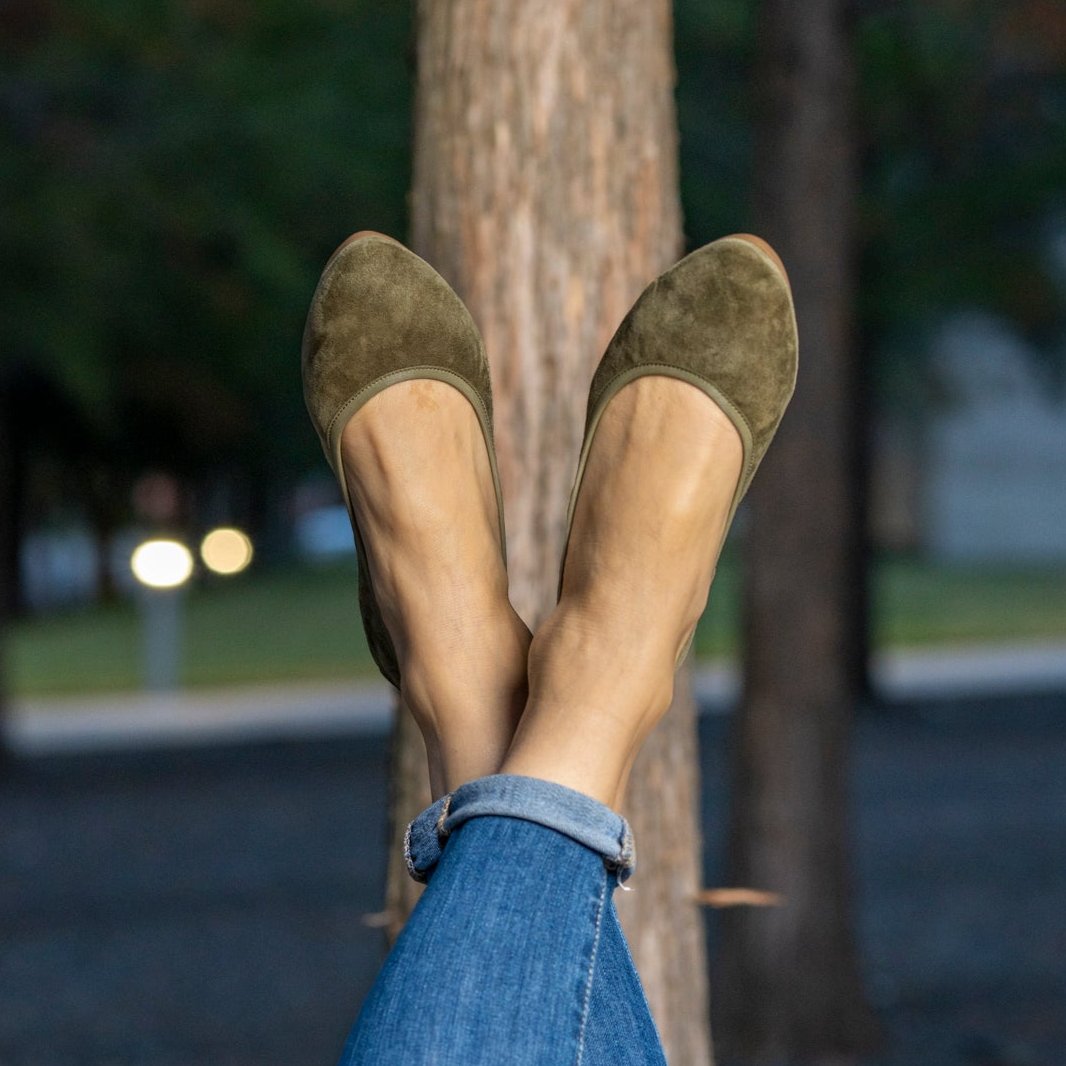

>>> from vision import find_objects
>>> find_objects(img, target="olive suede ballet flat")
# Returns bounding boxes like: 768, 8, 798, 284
561, 234, 799, 658
301, 231, 506, 688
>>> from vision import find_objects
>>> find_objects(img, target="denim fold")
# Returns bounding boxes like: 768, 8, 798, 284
404, 773, 636, 884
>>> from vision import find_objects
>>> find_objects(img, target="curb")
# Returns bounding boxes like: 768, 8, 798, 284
7, 642, 1066, 756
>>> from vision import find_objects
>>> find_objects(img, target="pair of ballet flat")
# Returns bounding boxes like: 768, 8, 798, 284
301, 232, 798, 688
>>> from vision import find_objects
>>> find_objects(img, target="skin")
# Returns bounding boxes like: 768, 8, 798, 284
339, 233, 788, 808
503, 233, 789, 807
499, 377, 743, 806
341, 381, 531, 797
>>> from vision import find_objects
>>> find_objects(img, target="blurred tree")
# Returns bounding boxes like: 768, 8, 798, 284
673, 0, 1066, 403
690, 2, 1063, 1059
385, 3, 713, 1062
714, 0, 882, 1063
0, 0, 412, 580
858, 0, 1066, 408
1, 0, 1060, 601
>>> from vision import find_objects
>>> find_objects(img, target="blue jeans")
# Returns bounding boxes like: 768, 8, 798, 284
338, 775, 667, 1065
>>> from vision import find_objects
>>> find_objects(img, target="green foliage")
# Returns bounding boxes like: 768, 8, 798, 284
858, 0, 1066, 402
8, 561, 375, 695
1, 0, 413, 490
673, 0, 758, 245
2, 0, 1063, 531
674, 0, 1066, 409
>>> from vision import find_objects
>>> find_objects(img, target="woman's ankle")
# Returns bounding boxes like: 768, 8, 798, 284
403, 602, 531, 793
499, 601, 675, 807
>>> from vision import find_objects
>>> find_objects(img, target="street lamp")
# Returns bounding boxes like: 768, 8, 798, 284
130, 538, 194, 691
199, 527, 254, 576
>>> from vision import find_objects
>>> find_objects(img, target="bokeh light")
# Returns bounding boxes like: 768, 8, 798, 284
200, 527, 254, 576
130, 539, 195, 589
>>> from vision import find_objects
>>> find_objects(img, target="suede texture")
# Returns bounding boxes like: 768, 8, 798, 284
585, 236, 798, 500
302, 237, 493, 448
560, 237, 799, 654
301, 235, 498, 688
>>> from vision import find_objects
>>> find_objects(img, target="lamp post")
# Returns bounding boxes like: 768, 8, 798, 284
130, 538, 194, 692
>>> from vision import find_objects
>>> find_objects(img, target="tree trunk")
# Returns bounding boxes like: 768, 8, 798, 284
624, 671, 713, 1066
382, 703, 430, 940
385, 3, 714, 1063
715, 1, 880, 1062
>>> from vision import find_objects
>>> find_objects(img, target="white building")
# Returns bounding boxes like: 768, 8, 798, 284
922, 312, 1066, 562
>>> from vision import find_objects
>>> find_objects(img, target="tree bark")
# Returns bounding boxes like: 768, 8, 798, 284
623, 672, 713, 1066
381, 702, 430, 941
384, 3, 714, 1063
715, 1, 880, 1061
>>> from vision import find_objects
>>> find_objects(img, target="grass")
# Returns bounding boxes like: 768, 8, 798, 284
8, 565, 376, 698
8, 556, 1066, 698
873, 561, 1066, 647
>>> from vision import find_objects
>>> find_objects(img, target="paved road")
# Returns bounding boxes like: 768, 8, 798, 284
2, 694, 1064, 1066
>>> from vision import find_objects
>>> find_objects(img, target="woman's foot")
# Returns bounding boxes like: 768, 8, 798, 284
341, 380, 531, 797
500, 376, 742, 806
501, 233, 795, 808
303, 231, 531, 797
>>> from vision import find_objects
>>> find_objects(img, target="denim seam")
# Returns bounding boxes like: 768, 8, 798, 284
610, 906, 664, 1044
574, 870, 609, 1066
434, 794, 452, 839
402, 821, 416, 880
604, 823, 636, 881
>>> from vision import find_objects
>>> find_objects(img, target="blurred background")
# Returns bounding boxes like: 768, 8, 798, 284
1, 1, 1064, 1065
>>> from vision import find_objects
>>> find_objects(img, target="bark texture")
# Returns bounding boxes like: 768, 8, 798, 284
384, 3, 714, 1063
382, 703, 429, 940
622, 672, 711, 1066
715, 1, 881, 1061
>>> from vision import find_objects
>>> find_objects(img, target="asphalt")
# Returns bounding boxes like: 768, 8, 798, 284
2, 675, 1065, 1065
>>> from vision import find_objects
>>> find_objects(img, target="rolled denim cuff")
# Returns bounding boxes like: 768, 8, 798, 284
403, 773, 636, 884
402, 795, 452, 881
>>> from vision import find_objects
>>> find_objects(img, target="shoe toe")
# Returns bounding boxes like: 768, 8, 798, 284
301, 236, 491, 454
